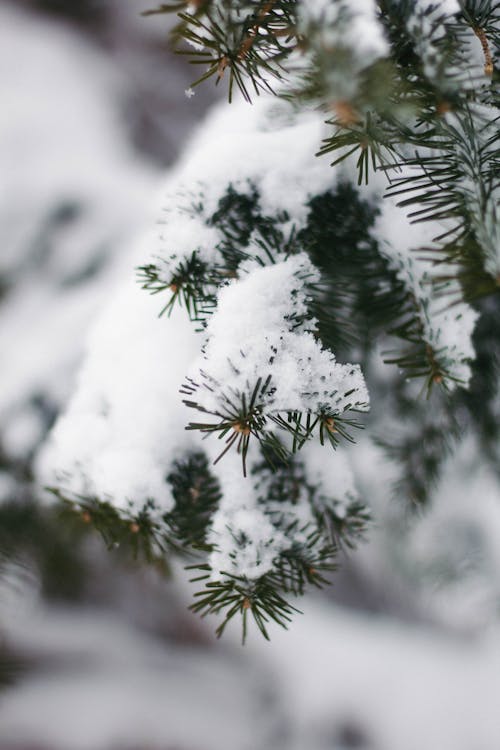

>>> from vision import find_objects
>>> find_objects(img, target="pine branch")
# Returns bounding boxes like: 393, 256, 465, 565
386, 106, 500, 289
47, 452, 221, 562
188, 565, 301, 641
160, 1, 299, 101
137, 253, 218, 323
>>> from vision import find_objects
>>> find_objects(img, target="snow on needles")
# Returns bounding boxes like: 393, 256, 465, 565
190, 254, 369, 418
296, 0, 388, 101
38, 263, 201, 513
39, 95, 365, 508
206, 441, 364, 581
407, 0, 461, 83
40, 85, 477, 585
207, 452, 290, 581
299, 0, 387, 64
40, 94, 371, 584
376, 192, 479, 388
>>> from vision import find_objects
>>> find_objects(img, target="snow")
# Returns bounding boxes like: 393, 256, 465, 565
300, 442, 361, 516
143, 96, 340, 296
407, 437, 500, 630
375, 193, 479, 387
5, 594, 500, 750
415, 0, 460, 14
165, 96, 336, 225
204, 442, 367, 582
204, 436, 366, 582
250, 600, 500, 750
192, 254, 369, 418
407, 0, 462, 83
2, 4, 500, 750
157, 201, 221, 270
295, 0, 388, 102
207, 451, 290, 579
299, 0, 388, 63
40, 92, 368, 569
0, 2, 159, 466
38, 263, 201, 512
0, 606, 267, 750
39, 72, 480, 590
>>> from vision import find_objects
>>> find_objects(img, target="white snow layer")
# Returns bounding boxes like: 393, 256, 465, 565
407, 0, 462, 82
295, 0, 388, 101
207, 451, 291, 580
39, 96, 348, 507
376, 192, 478, 386
38, 264, 201, 512
206, 441, 363, 581
41, 87, 478, 574
193, 254, 369, 418
299, 0, 388, 62
414, 0, 460, 15
0, 3, 158, 458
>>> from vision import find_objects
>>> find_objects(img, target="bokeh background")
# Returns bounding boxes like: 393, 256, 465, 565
1, 2, 500, 749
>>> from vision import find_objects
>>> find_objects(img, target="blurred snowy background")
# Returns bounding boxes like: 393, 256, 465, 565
1, 2, 500, 749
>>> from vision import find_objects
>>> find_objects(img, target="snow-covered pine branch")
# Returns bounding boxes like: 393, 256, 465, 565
38, 0, 498, 638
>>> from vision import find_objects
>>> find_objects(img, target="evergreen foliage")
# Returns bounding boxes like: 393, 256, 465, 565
45, 0, 499, 640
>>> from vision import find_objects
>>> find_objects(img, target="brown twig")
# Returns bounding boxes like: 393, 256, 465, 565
473, 27, 494, 77
237, 0, 279, 61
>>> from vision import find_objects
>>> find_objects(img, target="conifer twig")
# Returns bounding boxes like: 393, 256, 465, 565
473, 26, 494, 77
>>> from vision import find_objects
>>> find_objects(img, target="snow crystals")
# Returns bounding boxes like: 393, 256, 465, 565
41, 85, 480, 586
189, 254, 369, 419
299, 0, 388, 64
